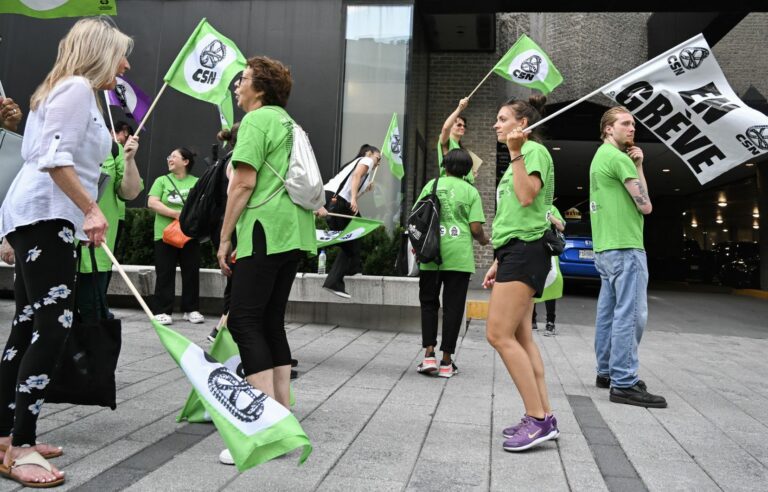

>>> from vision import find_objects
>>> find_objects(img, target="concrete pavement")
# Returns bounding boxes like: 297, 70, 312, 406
0, 288, 765, 491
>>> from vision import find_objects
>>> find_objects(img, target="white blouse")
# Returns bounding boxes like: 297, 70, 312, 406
0, 76, 111, 241
324, 156, 375, 203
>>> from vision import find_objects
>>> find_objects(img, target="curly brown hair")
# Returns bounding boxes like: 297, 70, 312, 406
245, 56, 292, 107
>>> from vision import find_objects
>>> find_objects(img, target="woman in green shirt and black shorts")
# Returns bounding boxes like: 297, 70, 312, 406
483, 95, 559, 452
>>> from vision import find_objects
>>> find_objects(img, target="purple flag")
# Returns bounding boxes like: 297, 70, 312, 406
107, 76, 151, 126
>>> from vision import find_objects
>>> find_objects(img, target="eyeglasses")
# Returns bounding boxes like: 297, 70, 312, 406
235, 74, 253, 85
455, 123, 466, 128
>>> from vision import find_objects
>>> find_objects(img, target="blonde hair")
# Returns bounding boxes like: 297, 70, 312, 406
600, 106, 631, 140
31, 17, 133, 110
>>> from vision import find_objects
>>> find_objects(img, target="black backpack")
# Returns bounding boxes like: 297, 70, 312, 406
179, 149, 231, 240
406, 177, 441, 264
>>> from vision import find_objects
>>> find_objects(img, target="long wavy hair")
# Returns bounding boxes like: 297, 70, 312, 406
30, 17, 133, 110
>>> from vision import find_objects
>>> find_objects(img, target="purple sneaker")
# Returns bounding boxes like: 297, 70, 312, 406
502, 415, 531, 439
502, 415, 558, 452
549, 414, 560, 439
503, 414, 559, 440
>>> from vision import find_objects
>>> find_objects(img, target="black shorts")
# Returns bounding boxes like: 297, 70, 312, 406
494, 237, 551, 297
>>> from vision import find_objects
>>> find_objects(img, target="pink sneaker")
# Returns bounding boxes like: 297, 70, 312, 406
437, 361, 458, 378
416, 355, 438, 375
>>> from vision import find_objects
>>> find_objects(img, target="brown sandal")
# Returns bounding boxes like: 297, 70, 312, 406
0, 450, 65, 488
0, 443, 63, 459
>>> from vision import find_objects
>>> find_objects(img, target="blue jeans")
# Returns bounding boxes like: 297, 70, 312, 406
594, 249, 648, 388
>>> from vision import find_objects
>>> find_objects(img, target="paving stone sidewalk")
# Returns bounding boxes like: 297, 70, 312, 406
0, 296, 766, 491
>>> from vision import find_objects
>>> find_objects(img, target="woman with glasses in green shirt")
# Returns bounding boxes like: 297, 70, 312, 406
217, 56, 315, 410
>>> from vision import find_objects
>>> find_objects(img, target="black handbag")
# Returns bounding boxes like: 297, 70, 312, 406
46, 246, 122, 410
543, 225, 566, 256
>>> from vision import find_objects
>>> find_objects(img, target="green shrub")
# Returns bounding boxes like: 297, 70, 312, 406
121, 208, 404, 276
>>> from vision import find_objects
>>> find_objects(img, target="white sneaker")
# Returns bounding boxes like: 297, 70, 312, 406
219, 448, 234, 465
184, 311, 205, 324
154, 313, 173, 325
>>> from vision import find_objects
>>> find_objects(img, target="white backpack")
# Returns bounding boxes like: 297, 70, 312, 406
261, 120, 325, 211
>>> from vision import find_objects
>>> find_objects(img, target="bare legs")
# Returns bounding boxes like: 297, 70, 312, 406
245, 364, 291, 408
486, 281, 551, 419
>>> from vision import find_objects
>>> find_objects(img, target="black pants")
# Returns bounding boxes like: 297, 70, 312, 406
228, 223, 301, 376
105, 219, 126, 293
0, 220, 76, 446
532, 300, 556, 323
418, 270, 471, 355
153, 239, 200, 315
322, 196, 362, 291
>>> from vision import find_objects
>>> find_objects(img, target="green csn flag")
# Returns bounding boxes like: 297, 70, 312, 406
178, 326, 294, 424
153, 320, 311, 471
317, 217, 383, 248
381, 113, 404, 179
218, 91, 234, 130
535, 256, 563, 303
492, 34, 563, 94
164, 18, 246, 105
0, 0, 116, 18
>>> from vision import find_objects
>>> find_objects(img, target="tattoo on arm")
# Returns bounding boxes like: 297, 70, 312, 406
633, 181, 649, 205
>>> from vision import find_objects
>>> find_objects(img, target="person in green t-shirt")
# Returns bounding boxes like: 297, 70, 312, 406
483, 95, 559, 452
216, 57, 315, 467
437, 97, 475, 184
590, 106, 666, 409
532, 205, 564, 335
147, 147, 202, 326
109, 121, 136, 291
76, 129, 143, 322
414, 149, 488, 379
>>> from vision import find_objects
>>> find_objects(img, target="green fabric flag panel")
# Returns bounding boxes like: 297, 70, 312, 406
0, 0, 116, 18
381, 112, 404, 179
178, 326, 294, 424
218, 91, 234, 130
492, 34, 563, 95
163, 18, 247, 105
316, 217, 384, 248
152, 320, 311, 471
534, 256, 563, 303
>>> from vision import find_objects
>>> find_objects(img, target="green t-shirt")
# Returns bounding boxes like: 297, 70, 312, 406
230, 106, 316, 259
437, 137, 474, 184
589, 143, 644, 252
548, 205, 564, 228
79, 145, 144, 273
148, 173, 198, 241
491, 140, 554, 248
414, 176, 485, 273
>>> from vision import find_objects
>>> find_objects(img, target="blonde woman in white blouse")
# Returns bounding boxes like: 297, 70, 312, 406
0, 18, 132, 488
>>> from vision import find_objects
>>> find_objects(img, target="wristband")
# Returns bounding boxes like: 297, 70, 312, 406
510, 153, 525, 164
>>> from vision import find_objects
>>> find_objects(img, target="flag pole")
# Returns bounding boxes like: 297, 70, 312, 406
524, 83, 610, 134
103, 91, 118, 144
468, 67, 495, 99
135, 82, 168, 134
101, 243, 155, 321
326, 212, 359, 220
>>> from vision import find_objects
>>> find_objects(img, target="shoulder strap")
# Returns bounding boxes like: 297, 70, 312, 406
334, 157, 364, 196
165, 175, 185, 206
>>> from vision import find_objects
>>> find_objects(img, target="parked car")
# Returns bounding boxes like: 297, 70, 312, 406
714, 241, 760, 288
681, 239, 712, 282
559, 221, 599, 280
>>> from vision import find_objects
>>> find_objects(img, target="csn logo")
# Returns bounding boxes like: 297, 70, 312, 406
193, 39, 227, 85
736, 125, 768, 156
513, 55, 541, 81
667, 46, 709, 76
